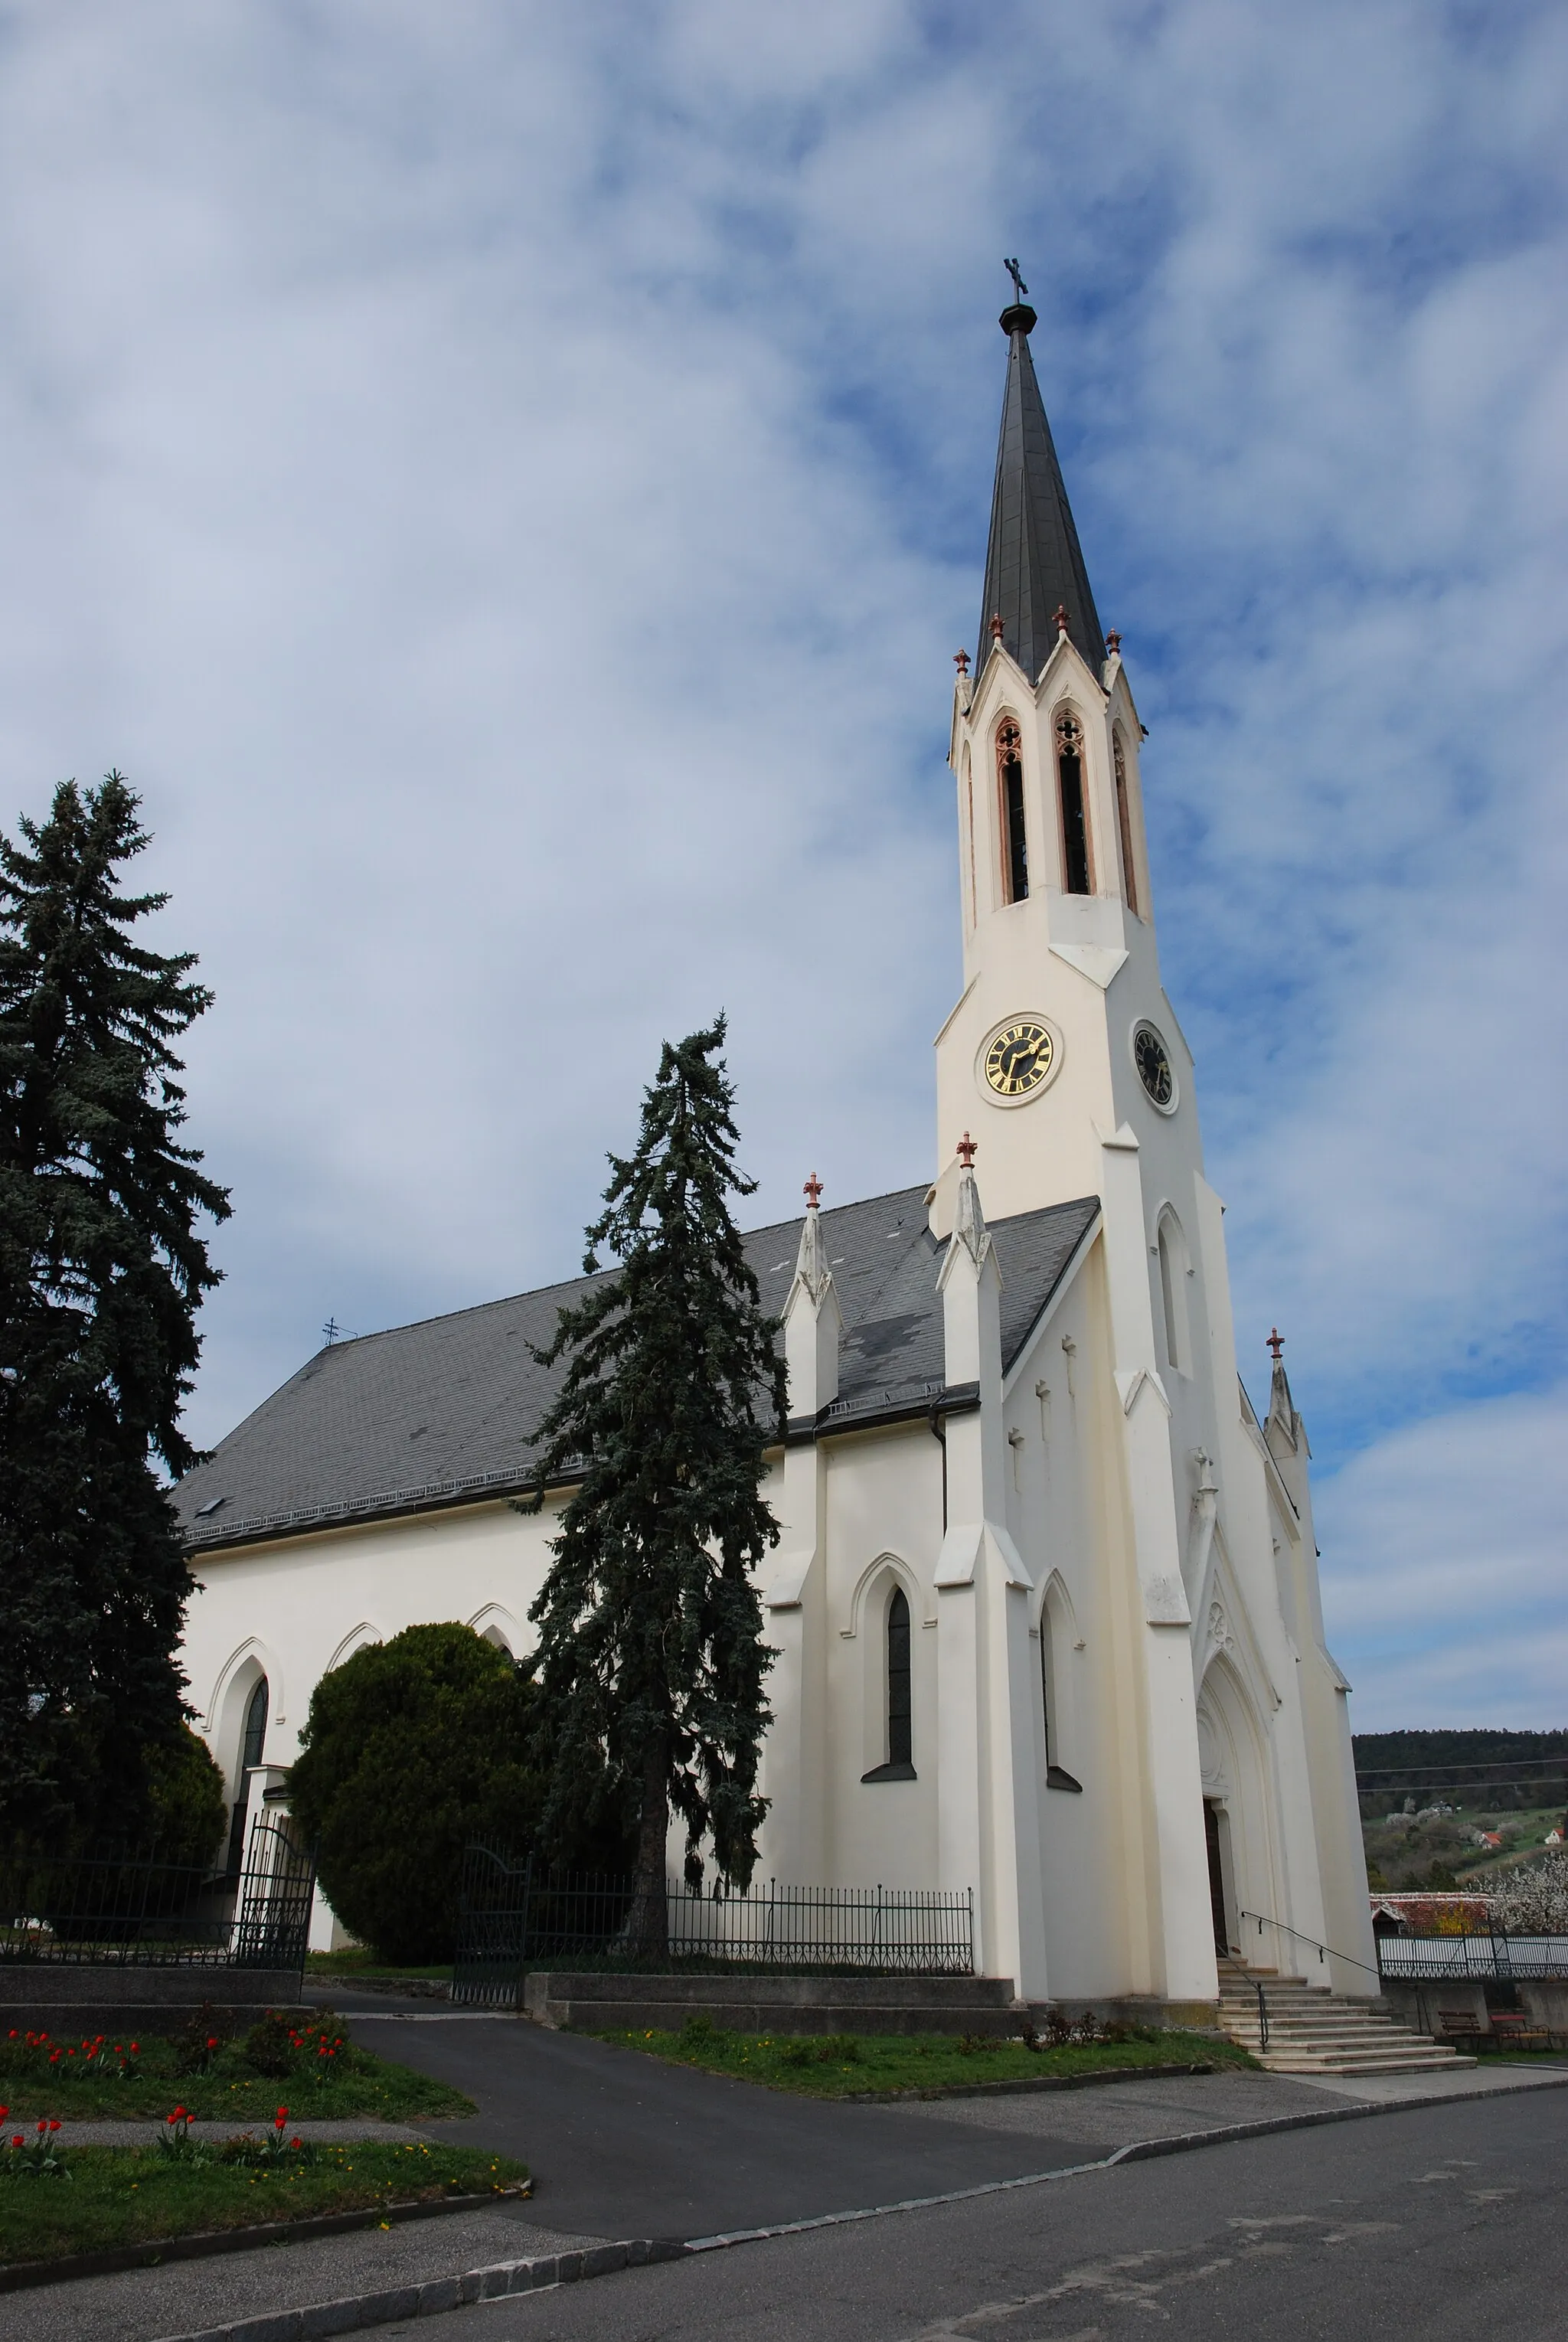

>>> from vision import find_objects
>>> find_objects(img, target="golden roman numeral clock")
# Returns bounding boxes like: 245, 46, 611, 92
981, 1017, 1059, 1102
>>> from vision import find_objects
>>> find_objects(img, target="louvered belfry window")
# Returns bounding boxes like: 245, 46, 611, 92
997, 720, 1028, 903
1056, 710, 1090, 895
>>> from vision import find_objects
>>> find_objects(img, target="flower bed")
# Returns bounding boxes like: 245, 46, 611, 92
0, 2010, 472, 2121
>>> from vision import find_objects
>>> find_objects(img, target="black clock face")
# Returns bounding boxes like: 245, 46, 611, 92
984, 1019, 1054, 1099
1134, 1022, 1174, 1108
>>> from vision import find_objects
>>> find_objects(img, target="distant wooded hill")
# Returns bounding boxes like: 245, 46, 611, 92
1354, 1729, 1568, 1817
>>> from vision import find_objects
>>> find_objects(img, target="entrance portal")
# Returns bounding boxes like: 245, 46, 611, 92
1204, 1800, 1229, 1954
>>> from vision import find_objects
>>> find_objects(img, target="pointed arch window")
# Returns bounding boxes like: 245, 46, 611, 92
887, 1586, 912, 1765
224, 1675, 269, 1875
1055, 711, 1091, 895
862, 1583, 916, 1781
996, 720, 1027, 903
1040, 1584, 1083, 1792
1113, 729, 1138, 915
1157, 1212, 1189, 1374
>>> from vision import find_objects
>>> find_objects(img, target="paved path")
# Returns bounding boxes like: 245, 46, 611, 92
22, 2117, 433, 2148
339, 2007, 1113, 2238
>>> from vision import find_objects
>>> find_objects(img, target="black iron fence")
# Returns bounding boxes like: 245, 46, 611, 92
1375, 1932, 1568, 1984
0, 1818, 315, 1971
452, 1844, 975, 2006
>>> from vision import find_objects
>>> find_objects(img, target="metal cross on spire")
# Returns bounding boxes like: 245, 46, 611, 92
1266, 1328, 1285, 1364
1004, 256, 1028, 302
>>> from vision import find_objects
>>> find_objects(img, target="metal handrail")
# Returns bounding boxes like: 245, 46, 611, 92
1251, 1977, 1269, 2053
1237, 1907, 1381, 1983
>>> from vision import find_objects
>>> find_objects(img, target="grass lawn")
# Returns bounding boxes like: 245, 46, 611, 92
0, 2140, 526, 2269
304, 1952, 451, 1984
0, 2019, 472, 2122
591, 2022, 1256, 2098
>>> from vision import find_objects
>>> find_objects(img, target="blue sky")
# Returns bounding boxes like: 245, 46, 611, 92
1, 2, 1563, 1726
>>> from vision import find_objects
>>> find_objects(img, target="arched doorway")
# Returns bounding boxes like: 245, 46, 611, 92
1195, 1654, 1272, 1961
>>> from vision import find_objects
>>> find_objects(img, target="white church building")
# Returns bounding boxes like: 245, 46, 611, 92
175, 288, 1375, 2015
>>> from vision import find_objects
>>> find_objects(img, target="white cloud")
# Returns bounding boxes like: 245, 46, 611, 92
0, 2, 1563, 1723
1315, 1388, 1568, 1728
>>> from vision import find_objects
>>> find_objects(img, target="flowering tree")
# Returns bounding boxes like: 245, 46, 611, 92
1488, 1850, 1568, 1935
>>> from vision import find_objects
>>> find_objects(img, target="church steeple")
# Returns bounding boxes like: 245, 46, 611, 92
978, 275, 1106, 683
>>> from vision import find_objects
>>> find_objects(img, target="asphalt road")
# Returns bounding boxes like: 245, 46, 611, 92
375, 2086, 1568, 2342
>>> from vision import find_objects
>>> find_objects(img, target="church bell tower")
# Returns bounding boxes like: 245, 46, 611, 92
933, 285, 1191, 1238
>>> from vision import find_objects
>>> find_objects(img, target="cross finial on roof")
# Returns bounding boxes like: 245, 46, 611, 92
1004, 257, 1028, 302
956, 1132, 978, 1168
1106, 629, 1121, 655
954, 648, 970, 675
803, 1172, 823, 1209
1266, 1328, 1284, 1364
989, 612, 1004, 642
1054, 603, 1069, 635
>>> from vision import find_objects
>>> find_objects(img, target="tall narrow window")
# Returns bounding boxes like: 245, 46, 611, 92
1041, 1589, 1083, 1792
1113, 730, 1138, 915
887, 1588, 912, 1767
225, 1676, 270, 1875
1157, 1214, 1188, 1374
1055, 712, 1090, 894
997, 720, 1027, 903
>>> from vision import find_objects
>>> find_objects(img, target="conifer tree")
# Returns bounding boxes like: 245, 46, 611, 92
0, 774, 229, 1848
525, 1019, 785, 1948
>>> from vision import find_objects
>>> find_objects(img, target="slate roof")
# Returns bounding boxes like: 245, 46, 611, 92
174, 1186, 1099, 1556
977, 302, 1106, 684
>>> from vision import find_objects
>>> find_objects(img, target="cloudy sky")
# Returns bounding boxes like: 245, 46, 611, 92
2, 2, 1563, 1728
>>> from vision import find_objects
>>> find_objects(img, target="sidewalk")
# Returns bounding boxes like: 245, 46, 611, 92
16, 2206, 604, 2342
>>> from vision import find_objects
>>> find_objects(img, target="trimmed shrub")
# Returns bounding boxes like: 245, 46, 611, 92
145, 1724, 228, 1869
287, 1623, 563, 1962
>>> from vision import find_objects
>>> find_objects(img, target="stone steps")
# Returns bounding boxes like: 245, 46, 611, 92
1217, 1962, 1474, 2076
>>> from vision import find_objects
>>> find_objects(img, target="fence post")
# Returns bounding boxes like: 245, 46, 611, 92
516, 1853, 534, 2005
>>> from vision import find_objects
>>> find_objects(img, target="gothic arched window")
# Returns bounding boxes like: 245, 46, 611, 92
1041, 1581, 1083, 1792
224, 1674, 270, 1875
996, 720, 1027, 903
1113, 728, 1138, 915
1055, 710, 1091, 895
1158, 1212, 1189, 1374
887, 1586, 913, 1768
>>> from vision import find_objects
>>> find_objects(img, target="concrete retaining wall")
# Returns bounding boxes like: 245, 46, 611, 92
523, 1969, 1020, 2037
1377, 1975, 1568, 2044
0, 1964, 304, 2037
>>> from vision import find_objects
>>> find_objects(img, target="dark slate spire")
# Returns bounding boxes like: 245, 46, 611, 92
978, 289, 1106, 683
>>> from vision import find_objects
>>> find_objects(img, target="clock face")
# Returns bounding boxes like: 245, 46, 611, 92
984, 1019, 1055, 1099
1133, 1021, 1175, 1109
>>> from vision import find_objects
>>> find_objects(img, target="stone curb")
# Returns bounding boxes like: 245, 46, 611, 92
0, 2186, 531, 2296
152, 2241, 688, 2340
134, 2067, 1568, 2342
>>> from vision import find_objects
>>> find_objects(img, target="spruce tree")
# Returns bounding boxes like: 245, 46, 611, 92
0, 774, 229, 1849
525, 1019, 785, 1948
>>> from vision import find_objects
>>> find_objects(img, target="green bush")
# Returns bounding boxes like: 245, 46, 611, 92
145, 1726, 227, 1868
287, 1625, 547, 1962
240, 2014, 296, 2078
